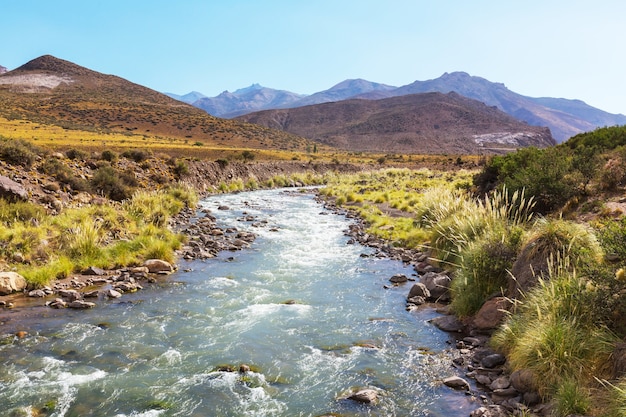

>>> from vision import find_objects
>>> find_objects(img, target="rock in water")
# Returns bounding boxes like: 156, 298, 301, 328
348, 389, 379, 404
389, 274, 408, 283
443, 376, 470, 391
68, 300, 96, 309
144, 259, 174, 273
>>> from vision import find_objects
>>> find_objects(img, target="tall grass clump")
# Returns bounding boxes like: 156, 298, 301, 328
492, 256, 617, 401
18, 257, 73, 287
449, 188, 533, 315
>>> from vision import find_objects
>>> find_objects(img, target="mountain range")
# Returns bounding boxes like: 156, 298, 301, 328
0, 55, 557, 154
169, 73, 626, 143
237, 92, 555, 154
0, 55, 311, 152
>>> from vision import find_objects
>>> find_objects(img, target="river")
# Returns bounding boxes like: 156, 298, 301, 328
0, 188, 478, 416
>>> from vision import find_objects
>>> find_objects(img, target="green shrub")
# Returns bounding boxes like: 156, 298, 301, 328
121, 149, 150, 163
40, 158, 89, 192
65, 148, 87, 160
215, 158, 229, 168
0, 139, 40, 167
100, 149, 118, 162
474, 147, 579, 214
554, 378, 591, 416
451, 234, 518, 316
241, 150, 255, 162
172, 159, 189, 178
18, 257, 73, 287
91, 166, 135, 201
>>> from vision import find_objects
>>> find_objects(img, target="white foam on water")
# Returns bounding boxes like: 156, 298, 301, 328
153, 348, 182, 367
114, 410, 166, 417
238, 303, 312, 318
206, 276, 240, 288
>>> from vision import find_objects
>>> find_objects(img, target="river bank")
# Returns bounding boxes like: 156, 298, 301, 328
0, 186, 484, 416
0, 179, 540, 416
318, 194, 553, 417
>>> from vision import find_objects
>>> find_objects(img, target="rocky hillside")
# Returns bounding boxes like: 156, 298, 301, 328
0, 55, 313, 151
237, 92, 555, 154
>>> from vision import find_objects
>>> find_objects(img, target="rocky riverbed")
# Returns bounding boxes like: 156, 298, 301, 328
318, 194, 553, 417
0, 187, 550, 416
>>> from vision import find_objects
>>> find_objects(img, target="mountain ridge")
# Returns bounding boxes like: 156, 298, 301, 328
236, 91, 556, 154
174, 72, 626, 142
0, 55, 313, 152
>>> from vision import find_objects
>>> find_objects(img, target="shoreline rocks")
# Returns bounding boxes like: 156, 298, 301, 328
317, 194, 552, 416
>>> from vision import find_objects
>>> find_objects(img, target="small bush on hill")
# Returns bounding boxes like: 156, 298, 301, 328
475, 147, 578, 214
100, 149, 118, 162
40, 158, 90, 192
65, 148, 87, 160
121, 149, 150, 163
0, 138, 42, 167
91, 166, 136, 201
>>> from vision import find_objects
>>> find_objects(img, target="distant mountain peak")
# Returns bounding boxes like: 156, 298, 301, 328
13, 55, 92, 77
0, 65, 7, 75
233, 83, 264, 95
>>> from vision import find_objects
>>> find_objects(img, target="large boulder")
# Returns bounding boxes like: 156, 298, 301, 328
0, 175, 28, 201
420, 271, 451, 301
443, 376, 470, 391
144, 259, 174, 273
472, 297, 512, 331
0, 272, 27, 295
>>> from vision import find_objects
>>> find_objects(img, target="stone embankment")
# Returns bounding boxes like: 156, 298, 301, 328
319, 195, 550, 417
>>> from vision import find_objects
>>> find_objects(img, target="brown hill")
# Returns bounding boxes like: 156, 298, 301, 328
237, 92, 556, 154
0, 55, 312, 152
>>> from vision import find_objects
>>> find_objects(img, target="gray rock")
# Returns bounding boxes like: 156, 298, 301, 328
58, 289, 81, 301
83, 290, 99, 298
106, 289, 122, 298
347, 389, 378, 404
443, 376, 470, 391
0, 272, 27, 295
490, 376, 511, 390
475, 374, 492, 386
510, 369, 536, 393
482, 354, 506, 369
0, 175, 27, 201
68, 300, 96, 309
83, 266, 106, 276
28, 289, 47, 297
429, 315, 464, 333
472, 297, 512, 331
420, 271, 451, 301
408, 282, 430, 299
470, 405, 510, 417
389, 274, 408, 283
47, 298, 67, 309
407, 296, 426, 305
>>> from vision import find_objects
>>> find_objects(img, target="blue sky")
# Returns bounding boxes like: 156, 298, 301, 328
2, 0, 625, 114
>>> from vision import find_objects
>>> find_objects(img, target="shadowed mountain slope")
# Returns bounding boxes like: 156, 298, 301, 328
237, 92, 555, 154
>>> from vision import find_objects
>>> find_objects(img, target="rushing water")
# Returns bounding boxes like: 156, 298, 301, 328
0, 189, 478, 417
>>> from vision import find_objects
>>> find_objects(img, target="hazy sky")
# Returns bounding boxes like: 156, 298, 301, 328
2, 0, 625, 114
